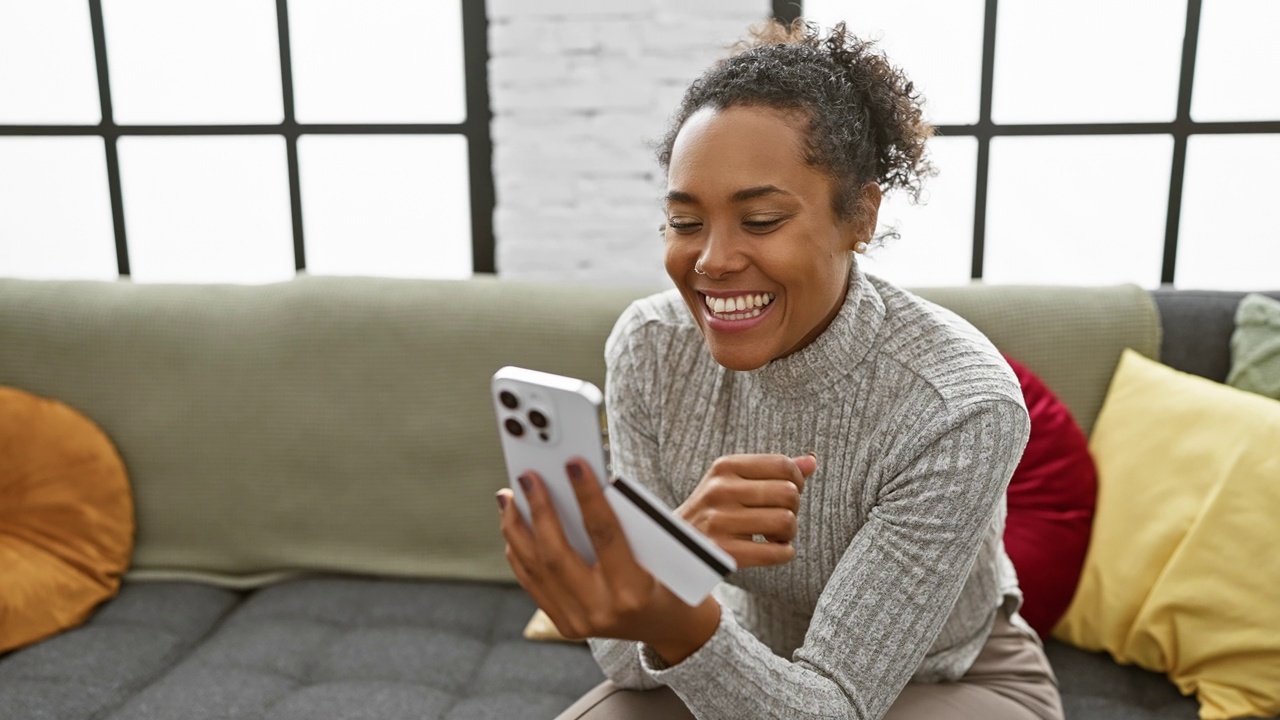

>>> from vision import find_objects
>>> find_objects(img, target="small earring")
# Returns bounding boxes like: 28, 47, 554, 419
854, 241, 869, 254
694, 261, 708, 275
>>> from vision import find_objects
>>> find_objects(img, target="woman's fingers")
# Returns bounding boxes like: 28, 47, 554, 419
499, 480, 597, 634
737, 478, 803, 512
518, 472, 592, 580
701, 506, 798, 542
565, 459, 633, 567
565, 458, 658, 619
709, 453, 808, 494
720, 537, 797, 567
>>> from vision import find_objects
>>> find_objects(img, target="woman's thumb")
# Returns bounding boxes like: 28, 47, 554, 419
793, 452, 818, 478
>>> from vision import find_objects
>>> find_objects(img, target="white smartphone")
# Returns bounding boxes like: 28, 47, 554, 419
491, 366, 736, 606
492, 366, 610, 564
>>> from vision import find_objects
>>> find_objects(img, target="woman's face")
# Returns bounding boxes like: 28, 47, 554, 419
663, 105, 877, 371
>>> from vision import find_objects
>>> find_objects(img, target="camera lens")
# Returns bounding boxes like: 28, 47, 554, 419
504, 418, 525, 437
499, 390, 519, 409
528, 409, 548, 429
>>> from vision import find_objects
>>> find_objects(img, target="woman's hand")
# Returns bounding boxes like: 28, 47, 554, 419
497, 458, 721, 665
676, 454, 817, 568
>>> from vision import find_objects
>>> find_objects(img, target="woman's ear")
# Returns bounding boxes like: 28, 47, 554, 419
853, 182, 882, 245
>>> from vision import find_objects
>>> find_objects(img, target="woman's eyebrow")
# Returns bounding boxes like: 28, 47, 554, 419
729, 185, 792, 202
665, 186, 794, 206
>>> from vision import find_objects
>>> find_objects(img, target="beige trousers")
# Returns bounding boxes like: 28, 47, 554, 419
555, 611, 1065, 720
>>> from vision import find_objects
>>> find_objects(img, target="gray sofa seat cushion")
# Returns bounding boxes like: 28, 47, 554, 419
0, 583, 241, 719
1046, 641, 1200, 719
3, 576, 1211, 719
0, 577, 604, 720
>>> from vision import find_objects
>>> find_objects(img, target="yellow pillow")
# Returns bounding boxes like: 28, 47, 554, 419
1054, 350, 1280, 720
0, 387, 134, 653
523, 608, 584, 644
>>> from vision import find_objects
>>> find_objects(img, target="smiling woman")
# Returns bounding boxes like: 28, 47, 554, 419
496, 19, 1063, 720
662, 107, 879, 371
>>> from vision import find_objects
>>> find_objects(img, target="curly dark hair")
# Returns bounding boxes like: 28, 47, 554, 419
658, 20, 935, 225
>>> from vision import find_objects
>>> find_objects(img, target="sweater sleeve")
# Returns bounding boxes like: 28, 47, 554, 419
641, 397, 1030, 720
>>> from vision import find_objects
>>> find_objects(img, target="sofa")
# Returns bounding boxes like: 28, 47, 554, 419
0, 274, 1275, 720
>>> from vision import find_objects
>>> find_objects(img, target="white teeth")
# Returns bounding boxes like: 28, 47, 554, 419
703, 292, 776, 319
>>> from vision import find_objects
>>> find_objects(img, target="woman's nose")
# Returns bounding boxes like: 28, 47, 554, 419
696, 227, 748, 278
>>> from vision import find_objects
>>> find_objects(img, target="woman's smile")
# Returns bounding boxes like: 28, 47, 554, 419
700, 290, 777, 328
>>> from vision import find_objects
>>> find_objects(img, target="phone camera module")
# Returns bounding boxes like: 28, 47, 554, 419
528, 409, 549, 429
499, 390, 519, 409
503, 418, 525, 437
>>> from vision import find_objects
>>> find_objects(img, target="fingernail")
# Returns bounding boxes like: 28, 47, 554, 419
495, 492, 508, 512
518, 473, 534, 494
807, 451, 818, 460
566, 460, 583, 483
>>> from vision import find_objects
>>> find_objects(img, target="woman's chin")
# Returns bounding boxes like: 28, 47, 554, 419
703, 339, 772, 372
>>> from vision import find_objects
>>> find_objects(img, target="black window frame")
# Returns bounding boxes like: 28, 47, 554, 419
777, 0, 1280, 284
0, 0, 495, 277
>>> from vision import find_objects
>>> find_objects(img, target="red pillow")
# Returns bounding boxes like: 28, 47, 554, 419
1002, 355, 1097, 639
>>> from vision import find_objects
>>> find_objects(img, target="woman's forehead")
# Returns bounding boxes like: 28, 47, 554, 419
667, 106, 824, 203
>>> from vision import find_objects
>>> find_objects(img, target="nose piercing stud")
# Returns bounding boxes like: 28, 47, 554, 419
695, 261, 708, 275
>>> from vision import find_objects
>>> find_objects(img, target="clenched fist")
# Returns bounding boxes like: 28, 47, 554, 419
676, 453, 817, 568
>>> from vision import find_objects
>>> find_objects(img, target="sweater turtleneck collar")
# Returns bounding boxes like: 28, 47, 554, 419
744, 263, 886, 399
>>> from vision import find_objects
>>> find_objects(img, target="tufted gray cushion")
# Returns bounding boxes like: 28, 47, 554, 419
1, 576, 1207, 719
0, 578, 604, 720
0, 583, 241, 719
1151, 289, 1280, 382
1045, 641, 1200, 719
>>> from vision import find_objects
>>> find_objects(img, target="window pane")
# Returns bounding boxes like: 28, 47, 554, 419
1175, 135, 1280, 290
102, 0, 283, 125
289, 0, 465, 124
992, 0, 1185, 123
1191, 0, 1280, 121
0, 1, 100, 124
0, 138, 117, 280
803, 0, 984, 125
985, 135, 1172, 287
298, 134, 471, 279
860, 136, 976, 286
118, 136, 294, 283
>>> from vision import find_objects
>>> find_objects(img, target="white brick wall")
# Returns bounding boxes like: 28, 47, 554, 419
487, 0, 772, 285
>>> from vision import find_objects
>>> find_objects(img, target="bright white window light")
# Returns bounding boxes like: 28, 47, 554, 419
859, 136, 977, 287
0, 1, 101, 124
984, 135, 1172, 287
101, 0, 283, 125
1175, 135, 1280, 290
288, 0, 466, 124
298, 134, 471, 279
0, 138, 117, 280
118, 136, 295, 283
992, 0, 1186, 123
1191, 0, 1280, 121
802, 0, 985, 125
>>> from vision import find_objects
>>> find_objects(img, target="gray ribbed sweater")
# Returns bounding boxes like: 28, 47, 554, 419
589, 266, 1032, 720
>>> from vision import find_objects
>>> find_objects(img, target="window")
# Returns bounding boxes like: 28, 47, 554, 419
794, 0, 1280, 289
0, 0, 492, 283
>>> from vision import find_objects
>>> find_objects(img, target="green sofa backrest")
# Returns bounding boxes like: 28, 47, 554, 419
0, 275, 1158, 585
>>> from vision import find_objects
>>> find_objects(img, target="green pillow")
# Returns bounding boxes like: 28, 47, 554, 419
1227, 293, 1280, 401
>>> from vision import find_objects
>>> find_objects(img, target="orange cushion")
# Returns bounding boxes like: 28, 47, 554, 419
0, 387, 134, 654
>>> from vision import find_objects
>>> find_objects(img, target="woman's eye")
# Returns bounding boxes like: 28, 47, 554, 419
743, 217, 784, 232
666, 219, 702, 234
